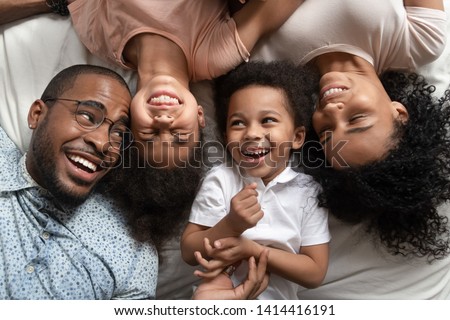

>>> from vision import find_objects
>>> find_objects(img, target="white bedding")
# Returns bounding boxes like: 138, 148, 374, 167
1, 3, 449, 300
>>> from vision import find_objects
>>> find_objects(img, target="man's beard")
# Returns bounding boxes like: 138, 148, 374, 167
31, 121, 92, 206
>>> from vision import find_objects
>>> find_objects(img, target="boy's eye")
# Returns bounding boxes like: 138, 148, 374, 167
262, 117, 277, 124
230, 119, 244, 127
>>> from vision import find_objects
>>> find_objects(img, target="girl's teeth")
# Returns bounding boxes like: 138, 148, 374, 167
150, 95, 180, 104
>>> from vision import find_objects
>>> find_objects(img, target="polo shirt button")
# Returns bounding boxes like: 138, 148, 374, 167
42, 232, 50, 240
26, 265, 35, 273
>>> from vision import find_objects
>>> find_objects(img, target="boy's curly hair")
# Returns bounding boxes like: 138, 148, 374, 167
303, 72, 450, 261
214, 60, 319, 138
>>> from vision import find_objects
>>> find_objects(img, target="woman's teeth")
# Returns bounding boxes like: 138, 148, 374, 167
323, 87, 346, 98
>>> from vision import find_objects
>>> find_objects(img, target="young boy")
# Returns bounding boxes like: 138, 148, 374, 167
181, 61, 330, 299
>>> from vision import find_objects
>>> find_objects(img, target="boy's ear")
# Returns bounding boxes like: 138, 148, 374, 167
27, 99, 48, 129
292, 126, 306, 149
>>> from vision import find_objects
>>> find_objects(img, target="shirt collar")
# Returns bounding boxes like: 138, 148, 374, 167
237, 164, 299, 188
20, 153, 39, 187
1, 153, 40, 192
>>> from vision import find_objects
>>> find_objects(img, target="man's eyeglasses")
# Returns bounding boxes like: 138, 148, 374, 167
44, 98, 133, 150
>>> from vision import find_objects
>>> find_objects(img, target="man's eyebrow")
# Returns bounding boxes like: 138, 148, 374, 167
82, 99, 107, 111
118, 115, 130, 124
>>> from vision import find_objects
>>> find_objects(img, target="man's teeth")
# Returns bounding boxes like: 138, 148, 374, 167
323, 88, 346, 98
150, 95, 180, 104
68, 155, 97, 172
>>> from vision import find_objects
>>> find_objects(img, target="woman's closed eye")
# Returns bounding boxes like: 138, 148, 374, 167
349, 114, 367, 123
318, 128, 332, 144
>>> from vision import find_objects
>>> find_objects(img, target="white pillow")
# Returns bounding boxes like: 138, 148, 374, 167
0, 14, 136, 152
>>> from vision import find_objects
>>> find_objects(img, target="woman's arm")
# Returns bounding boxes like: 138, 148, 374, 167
232, 0, 304, 52
0, 0, 75, 25
0, 0, 50, 25
404, 0, 444, 10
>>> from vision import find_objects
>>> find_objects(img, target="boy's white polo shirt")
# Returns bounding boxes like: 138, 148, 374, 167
189, 163, 330, 299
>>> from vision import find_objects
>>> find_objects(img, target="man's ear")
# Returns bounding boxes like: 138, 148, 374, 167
292, 126, 306, 149
198, 105, 206, 128
392, 101, 409, 124
27, 99, 48, 129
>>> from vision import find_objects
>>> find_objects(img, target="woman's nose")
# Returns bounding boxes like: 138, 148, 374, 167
323, 102, 344, 113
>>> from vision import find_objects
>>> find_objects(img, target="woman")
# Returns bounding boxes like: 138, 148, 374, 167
246, 0, 450, 298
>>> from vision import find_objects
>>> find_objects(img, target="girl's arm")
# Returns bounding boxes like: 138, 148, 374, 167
403, 0, 444, 10
233, 0, 304, 52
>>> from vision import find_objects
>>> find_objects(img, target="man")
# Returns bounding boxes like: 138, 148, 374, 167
0, 64, 268, 299
0, 64, 156, 299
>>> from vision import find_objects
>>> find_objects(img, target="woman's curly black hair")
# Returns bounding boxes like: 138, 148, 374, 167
303, 72, 450, 261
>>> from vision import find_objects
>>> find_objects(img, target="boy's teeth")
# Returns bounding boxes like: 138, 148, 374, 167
68, 154, 97, 172
243, 150, 269, 156
150, 95, 180, 104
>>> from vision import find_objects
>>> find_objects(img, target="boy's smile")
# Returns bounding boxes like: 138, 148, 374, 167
226, 85, 304, 185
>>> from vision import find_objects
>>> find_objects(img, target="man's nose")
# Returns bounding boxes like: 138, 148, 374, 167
82, 124, 111, 156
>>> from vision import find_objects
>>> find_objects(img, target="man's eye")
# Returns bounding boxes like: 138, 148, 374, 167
77, 111, 97, 125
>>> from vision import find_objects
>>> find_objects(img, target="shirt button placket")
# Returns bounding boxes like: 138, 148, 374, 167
26, 265, 35, 274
